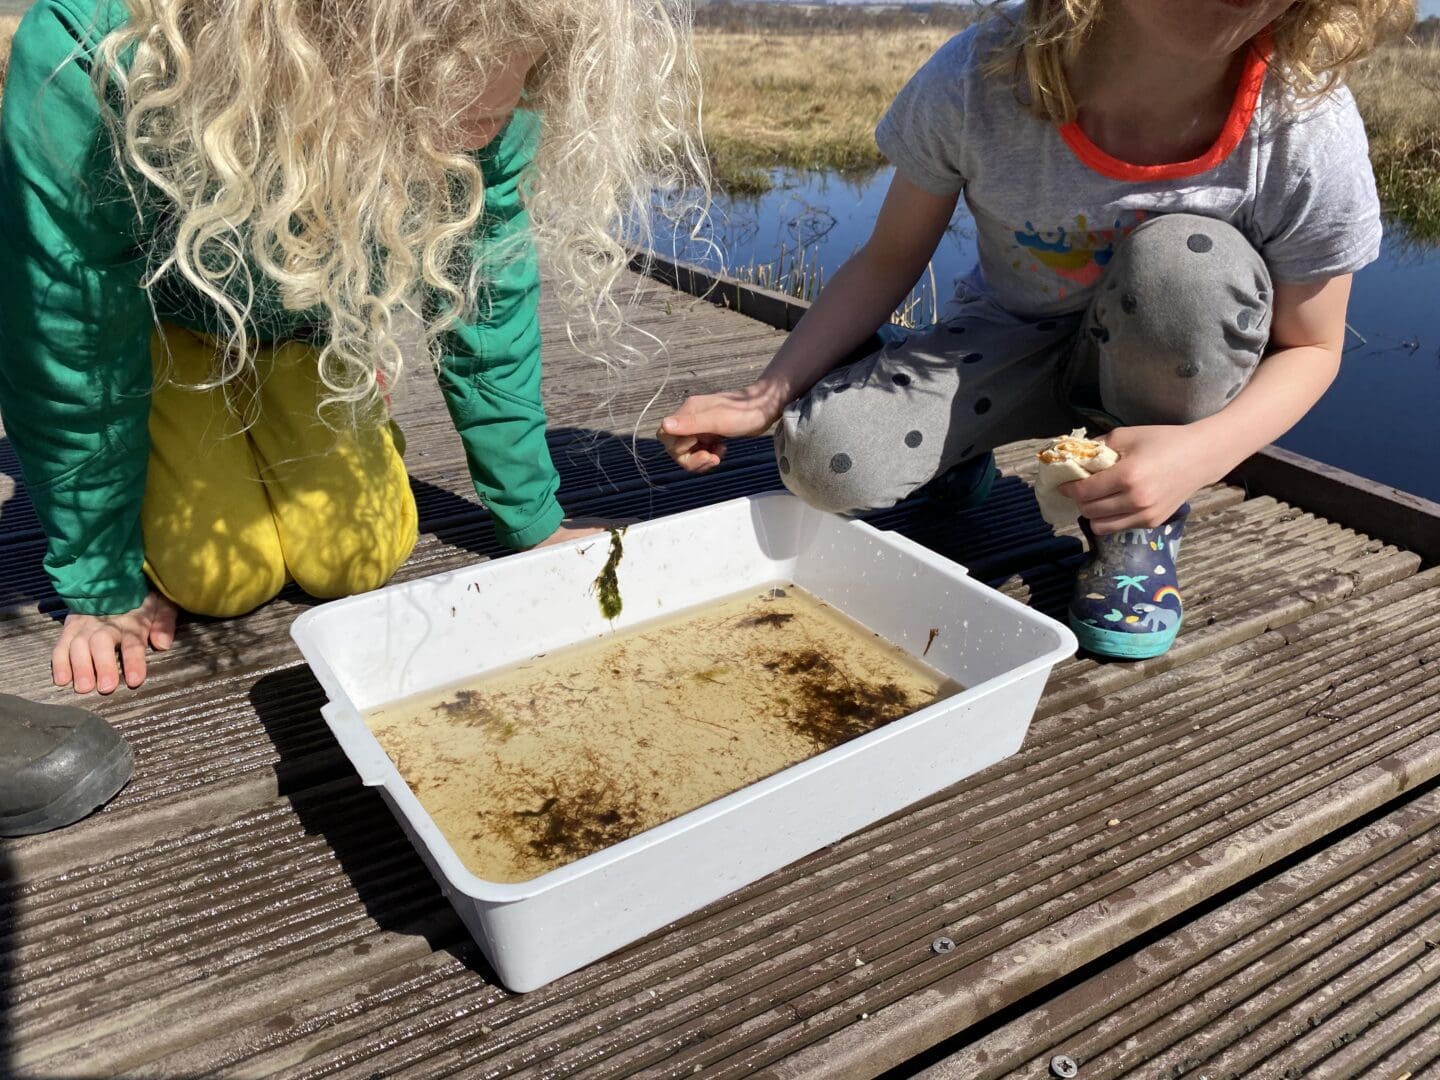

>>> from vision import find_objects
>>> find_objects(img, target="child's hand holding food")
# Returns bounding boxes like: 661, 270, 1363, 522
1061, 424, 1220, 535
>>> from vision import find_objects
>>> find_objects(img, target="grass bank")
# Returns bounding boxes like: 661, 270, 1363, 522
697, 27, 956, 194
698, 27, 1440, 239
1348, 42, 1440, 242
2, 13, 1435, 238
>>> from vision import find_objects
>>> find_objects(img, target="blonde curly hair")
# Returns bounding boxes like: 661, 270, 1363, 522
95, 0, 706, 420
995, 0, 1417, 123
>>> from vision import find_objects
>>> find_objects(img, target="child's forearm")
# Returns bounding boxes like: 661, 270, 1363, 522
1189, 344, 1342, 477
735, 171, 958, 422
752, 246, 927, 410
1191, 274, 1352, 479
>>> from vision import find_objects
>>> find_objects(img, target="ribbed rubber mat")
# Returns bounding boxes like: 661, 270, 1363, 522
919, 781, 1440, 1080
0, 428, 785, 617
6, 570, 1437, 1078
0, 446, 37, 542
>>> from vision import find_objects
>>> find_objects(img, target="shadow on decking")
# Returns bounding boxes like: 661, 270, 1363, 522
246, 668, 499, 983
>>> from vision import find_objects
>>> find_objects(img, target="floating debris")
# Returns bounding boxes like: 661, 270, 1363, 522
743, 611, 796, 629
593, 527, 627, 620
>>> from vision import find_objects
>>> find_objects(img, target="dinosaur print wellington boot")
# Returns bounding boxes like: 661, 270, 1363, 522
1068, 503, 1189, 660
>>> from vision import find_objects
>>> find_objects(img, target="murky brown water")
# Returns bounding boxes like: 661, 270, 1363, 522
365, 584, 960, 883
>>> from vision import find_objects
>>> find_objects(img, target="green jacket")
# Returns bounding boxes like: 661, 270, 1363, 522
0, 0, 564, 615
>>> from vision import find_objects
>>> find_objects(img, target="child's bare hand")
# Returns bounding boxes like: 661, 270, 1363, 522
52, 591, 179, 695
658, 381, 788, 473
530, 517, 632, 550
1062, 425, 1218, 534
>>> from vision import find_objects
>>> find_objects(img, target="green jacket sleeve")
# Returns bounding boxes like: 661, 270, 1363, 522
0, 0, 154, 614
436, 109, 564, 551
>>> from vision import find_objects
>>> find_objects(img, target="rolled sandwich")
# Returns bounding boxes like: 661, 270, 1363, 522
1035, 429, 1118, 527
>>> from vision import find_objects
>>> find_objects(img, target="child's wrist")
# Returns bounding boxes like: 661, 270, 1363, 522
751, 374, 793, 423
1187, 413, 1258, 480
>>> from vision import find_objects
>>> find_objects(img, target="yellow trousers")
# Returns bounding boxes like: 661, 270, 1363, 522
141, 326, 418, 617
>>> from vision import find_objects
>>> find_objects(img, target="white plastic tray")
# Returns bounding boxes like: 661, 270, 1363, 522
291, 492, 1076, 991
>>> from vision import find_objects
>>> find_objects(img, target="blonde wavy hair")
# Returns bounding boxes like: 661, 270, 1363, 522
94, 0, 706, 421
993, 0, 1416, 123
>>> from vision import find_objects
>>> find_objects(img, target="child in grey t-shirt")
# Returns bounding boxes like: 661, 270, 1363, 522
661, 0, 1410, 659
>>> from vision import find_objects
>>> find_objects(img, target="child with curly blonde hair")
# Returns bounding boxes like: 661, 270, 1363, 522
0, 0, 702, 700
661, 0, 1413, 660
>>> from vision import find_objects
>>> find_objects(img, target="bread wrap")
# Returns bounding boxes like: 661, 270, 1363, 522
1034, 429, 1118, 527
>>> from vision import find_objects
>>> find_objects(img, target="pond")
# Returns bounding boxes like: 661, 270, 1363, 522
652, 167, 1440, 503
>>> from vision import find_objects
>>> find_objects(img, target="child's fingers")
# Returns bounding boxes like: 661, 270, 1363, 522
86, 629, 122, 695
663, 396, 767, 441
660, 403, 710, 437
659, 413, 691, 436
658, 429, 697, 456
121, 630, 148, 689
692, 436, 728, 470
1065, 467, 1128, 501
1075, 492, 1137, 521
1088, 510, 1150, 535
68, 634, 99, 694
149, 600, 178, 651
51, 648, 74, 688
51, 621, 79, 687
1086, 515, 1125, 535
689, 446, 724, 473
662, 435, 702, 468
678, 448, 722, 473
663, 430, 727, 472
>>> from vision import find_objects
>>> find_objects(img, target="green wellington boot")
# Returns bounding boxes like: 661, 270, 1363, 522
0, 694, 134, 837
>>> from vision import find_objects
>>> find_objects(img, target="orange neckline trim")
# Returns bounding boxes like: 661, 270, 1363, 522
1058, 34, 1272, 182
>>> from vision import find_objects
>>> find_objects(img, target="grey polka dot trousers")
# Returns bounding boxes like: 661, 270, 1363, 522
775, 213, 1273, 514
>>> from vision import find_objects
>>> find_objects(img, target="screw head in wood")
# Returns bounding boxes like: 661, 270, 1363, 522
1050, 1054, 1079, 1078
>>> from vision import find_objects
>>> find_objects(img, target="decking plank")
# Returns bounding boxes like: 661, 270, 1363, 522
919, 783, 1440, 1080
5, 572, 1436, 1076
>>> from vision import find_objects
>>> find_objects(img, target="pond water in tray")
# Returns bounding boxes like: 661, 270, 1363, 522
365, 583, 962, 883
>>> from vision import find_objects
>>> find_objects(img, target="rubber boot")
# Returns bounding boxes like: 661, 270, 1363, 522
0, 694, 134, 836
1068, 503, 1189, 659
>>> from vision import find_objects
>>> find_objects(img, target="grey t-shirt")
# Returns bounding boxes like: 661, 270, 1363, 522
876, 11, 1383, 318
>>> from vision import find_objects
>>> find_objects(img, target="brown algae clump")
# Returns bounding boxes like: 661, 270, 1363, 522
593, 527, 626, 620
764, 648, 913, 747
431, 689, 514, 739
523, 787, 644, 863
503, 761, 648, 867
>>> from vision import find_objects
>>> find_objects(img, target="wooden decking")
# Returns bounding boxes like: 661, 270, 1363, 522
1, 265, 1438, 1078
